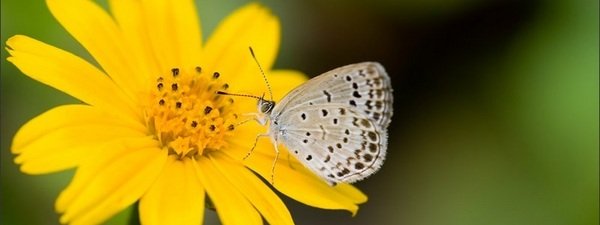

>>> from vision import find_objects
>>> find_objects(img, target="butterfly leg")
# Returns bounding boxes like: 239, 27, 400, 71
240, 112, 259, 119
270, 141, 280, 185
244, 133, 269, 160
235, 113, 259, 126
244, 133, 280, 185
234, 117, 255, 127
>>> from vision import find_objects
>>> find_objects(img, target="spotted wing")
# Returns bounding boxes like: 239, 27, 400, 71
272, 62, 393, 129
273, 104, 388, 185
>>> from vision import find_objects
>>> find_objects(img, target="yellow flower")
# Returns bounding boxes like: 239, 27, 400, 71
6, 0, 367, 224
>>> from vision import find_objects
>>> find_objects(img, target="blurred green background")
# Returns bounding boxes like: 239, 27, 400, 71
1, 0, 598, 225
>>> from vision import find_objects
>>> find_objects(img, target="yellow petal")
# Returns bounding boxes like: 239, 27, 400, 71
195, 156, 262, 225
201, 3, 280, 87
13, 104, 144, 152
333, 183, 368, 204
5, 35, 137, 118
230, 146, 361, 215
268, 69, 309, 102
107, 0, 158, 93
109, 0, 203, 72
12, 104, 146, 174
46, 0, 144, 100
226, 123, 296, 161
140, 157, 205, 225
226, 125, 277, 160
211, 152, 293, 225
232, 69, 308, 114
54, 136, 158, 209
15, 129, 147, 175
56, 138, 166, 225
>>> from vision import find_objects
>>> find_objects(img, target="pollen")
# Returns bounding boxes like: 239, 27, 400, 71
145, 66, 237, 159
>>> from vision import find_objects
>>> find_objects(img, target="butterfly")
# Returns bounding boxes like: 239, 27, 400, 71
219, 50, 393, 185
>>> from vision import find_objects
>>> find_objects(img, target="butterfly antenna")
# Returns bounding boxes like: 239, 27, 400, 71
249, 46, 274, 101
216, 91, 262, 100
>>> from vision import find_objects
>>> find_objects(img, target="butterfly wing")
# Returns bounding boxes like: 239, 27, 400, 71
267, 62, 393, 184
271, 104, 388, 185
271, 62, 393, 129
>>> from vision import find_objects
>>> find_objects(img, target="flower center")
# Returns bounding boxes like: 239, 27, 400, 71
145, 66, 237, 159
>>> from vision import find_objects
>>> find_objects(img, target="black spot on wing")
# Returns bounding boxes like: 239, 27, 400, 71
323, 90, 332, 102
349, 100, 357, 107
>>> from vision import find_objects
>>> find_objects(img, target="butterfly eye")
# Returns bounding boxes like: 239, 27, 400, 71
258, 99, 275, 114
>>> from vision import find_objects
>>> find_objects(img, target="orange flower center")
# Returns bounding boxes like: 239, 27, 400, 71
145, 66, 238, 158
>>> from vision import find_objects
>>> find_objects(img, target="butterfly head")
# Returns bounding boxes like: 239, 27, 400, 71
258, 94, 275, 115
216, 91, 275, 123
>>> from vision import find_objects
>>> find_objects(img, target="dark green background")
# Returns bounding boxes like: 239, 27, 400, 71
1, 0, 598, 224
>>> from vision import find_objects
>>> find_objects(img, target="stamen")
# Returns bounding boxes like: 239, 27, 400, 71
171, 68, 180, 76
146, 66, 238, 159
204, 106, 213, 115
